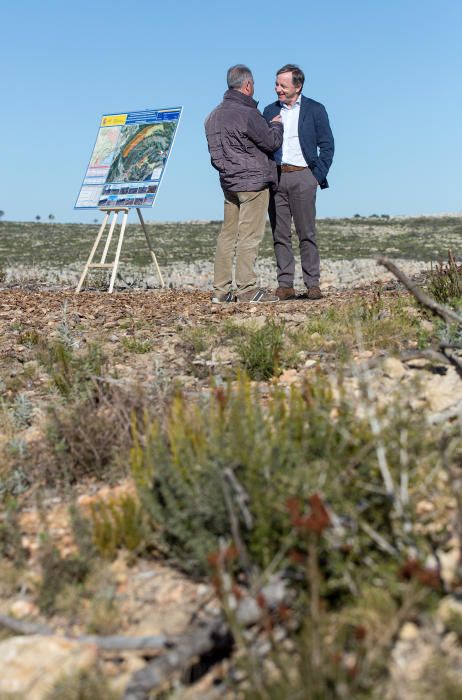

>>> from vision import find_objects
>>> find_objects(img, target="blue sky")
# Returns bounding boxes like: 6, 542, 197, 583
1, 0, 461, 223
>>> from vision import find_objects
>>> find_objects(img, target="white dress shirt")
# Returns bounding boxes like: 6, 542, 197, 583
274, 99, 307, 167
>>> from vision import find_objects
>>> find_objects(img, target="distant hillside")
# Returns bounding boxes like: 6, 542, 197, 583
1, 216, 461, 270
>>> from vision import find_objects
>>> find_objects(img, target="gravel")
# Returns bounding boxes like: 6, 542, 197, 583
2, 257, 431, 292
141, 257, 431, 291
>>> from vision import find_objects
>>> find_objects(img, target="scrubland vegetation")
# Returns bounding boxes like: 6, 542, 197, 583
1, 227, 462, 697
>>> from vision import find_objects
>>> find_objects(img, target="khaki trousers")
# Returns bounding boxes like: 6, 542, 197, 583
214, 188, 270, 296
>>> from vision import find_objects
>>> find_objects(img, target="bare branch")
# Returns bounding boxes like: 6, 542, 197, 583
221, 474, 252, 575
440, 343, 462, 351
0, 614, 52, 636
376, 256, 462, 325
123, 617, 232, 700
359, 521, 399, 557
442, 347, 462, 378
74, 634, 167, 651
223, 468, 253, 529
0, 614, 166, 651
400, 349, 451, 365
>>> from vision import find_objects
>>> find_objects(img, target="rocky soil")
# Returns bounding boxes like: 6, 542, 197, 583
1, 257, 431, 293
1, 280, 462, 698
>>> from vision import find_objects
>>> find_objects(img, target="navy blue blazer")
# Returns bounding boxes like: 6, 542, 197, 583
263, 95, 334, 189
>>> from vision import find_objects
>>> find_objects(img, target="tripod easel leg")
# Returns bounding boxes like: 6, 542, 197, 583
75, 211, 110, 294
76, 207, 162, 294
137, 208, 165, 288
100, 211, 119, 263
108, 210, 128, 293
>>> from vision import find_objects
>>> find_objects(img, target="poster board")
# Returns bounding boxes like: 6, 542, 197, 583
75, 106, 182, 209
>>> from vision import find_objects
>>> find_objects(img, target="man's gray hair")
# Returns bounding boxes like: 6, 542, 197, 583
227, 64, 253, 89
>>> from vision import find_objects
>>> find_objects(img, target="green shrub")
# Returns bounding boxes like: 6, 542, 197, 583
181, 325, 214, 354
11, 393, 34, 428
121, 337, 153, 353
37, 542, 91, 614
428, 250, 462, 303
18, 328, 41, 347
130, 373, 441, 583
285, 294, 425, 362
89, 493, 146, 559
0, 464, 29, 498
234, 319, 284, 379
0, 500, 27, 565
38, 339, 105, 399
44, 384, 141, 484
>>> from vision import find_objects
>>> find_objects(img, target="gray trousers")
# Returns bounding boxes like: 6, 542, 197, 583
214, 188, 269, 295
268, 168, 319, 288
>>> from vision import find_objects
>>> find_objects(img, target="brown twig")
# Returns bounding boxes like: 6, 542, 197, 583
308, 534, 321, 671
376, 256, 462, 325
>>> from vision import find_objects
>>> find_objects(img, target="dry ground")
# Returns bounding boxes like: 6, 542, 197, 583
2, 283, 462, 699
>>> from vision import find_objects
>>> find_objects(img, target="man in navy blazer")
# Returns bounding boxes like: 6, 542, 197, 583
263, 64, 334, 300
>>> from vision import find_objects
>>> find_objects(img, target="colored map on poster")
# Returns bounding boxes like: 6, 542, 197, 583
75, 107, 182, 209
90, 126, 121, 168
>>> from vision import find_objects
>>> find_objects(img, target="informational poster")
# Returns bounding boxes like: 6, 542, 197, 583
75, 107, 182, 209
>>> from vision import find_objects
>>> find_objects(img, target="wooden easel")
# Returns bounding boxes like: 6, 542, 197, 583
75, 207, 165, 294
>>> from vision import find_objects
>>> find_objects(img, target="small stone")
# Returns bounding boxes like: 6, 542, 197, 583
383, 357, 406, 379
280, 313, 306, 324
0, 636, 97, 699
403, 306, 420, 318
399, 622, 419, 641
439, 546, 462, 587
304, 359, 317, 368
356, 350, 374, 360
421, 320, 433, 333
236, 597, 260, 625
436, 596, 462, 626
23, 360, 38, 370
278, 369, 299, 384
233, 315, 265, 328
212, 347, 237, 363
416, 499, 435, 515
407, 357, 429, 368
197, 583, 211, 596
9, 600, 39, 619
425, 367, 462, 413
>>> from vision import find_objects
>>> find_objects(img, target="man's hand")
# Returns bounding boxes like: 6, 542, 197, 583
271, 115, 282, 123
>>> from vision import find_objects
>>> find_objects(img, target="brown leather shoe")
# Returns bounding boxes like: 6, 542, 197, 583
306, 286, 323, 300
275, 286, 296, 301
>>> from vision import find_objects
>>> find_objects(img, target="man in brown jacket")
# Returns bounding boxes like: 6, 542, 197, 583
205, 65, 283, 303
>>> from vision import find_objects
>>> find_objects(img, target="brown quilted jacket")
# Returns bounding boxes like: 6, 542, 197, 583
205, 89, 283, 192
